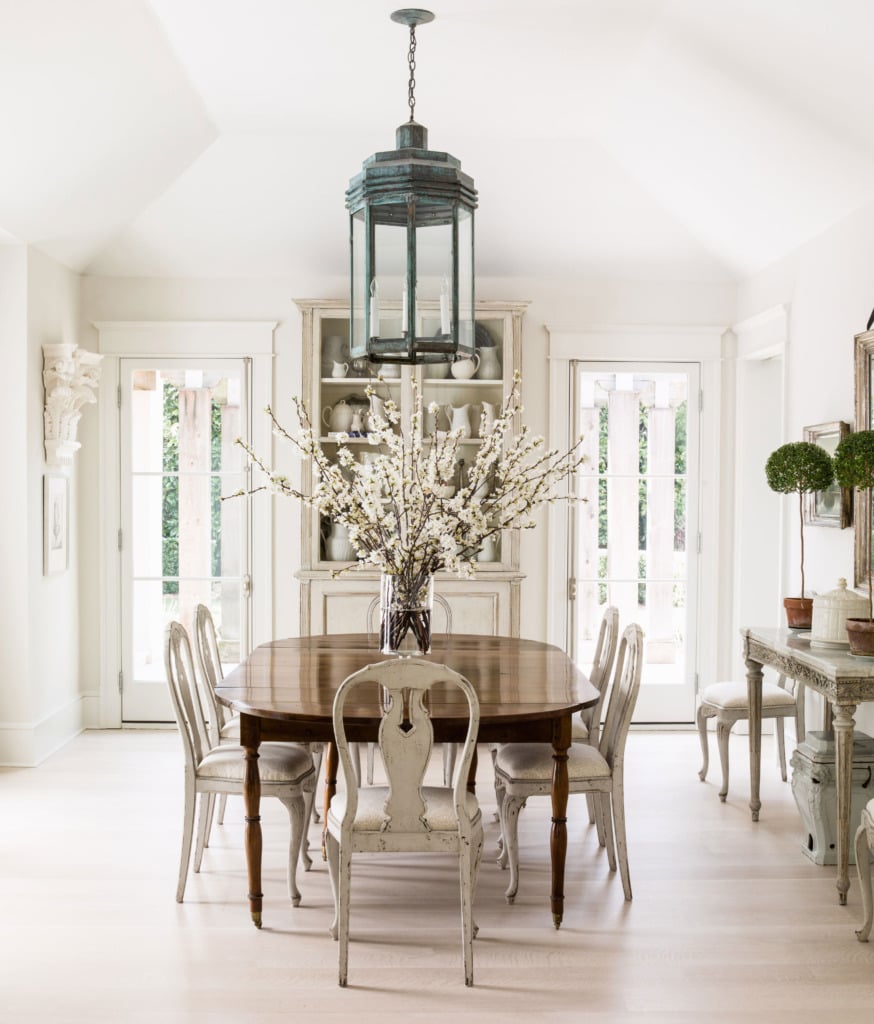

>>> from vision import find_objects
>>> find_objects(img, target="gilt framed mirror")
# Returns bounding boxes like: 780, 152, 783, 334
854, 331, 874, 587
803, 420, 851, 527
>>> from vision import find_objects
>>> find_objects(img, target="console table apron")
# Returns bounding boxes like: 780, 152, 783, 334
216, 633, 598, 928
743, 627, 874, 903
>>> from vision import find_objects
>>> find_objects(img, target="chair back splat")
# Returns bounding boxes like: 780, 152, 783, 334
326, 658, 483, 986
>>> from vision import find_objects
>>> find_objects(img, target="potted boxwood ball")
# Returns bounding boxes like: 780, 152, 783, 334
765, 441, 835, 629
833, 430, 874, 654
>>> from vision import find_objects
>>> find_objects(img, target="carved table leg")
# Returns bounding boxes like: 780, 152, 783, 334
322, 741, 338, 861
550, 714, 572, 930
745, 658, 763, 822
240, 715, 263, 928
833, 703, 857, 905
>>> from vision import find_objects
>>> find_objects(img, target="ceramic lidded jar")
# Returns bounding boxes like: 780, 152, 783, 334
810, 578, 868, 645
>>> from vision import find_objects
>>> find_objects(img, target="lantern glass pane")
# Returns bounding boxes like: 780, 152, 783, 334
458, 206, 474, 350
372, 220, 406, 340
351, 209, 366, 353
415, 219, 452, 308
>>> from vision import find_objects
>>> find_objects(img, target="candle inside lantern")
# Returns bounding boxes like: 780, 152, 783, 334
440, 276, 450, 335
401, 280, 408, 333
369, 280, 380, 339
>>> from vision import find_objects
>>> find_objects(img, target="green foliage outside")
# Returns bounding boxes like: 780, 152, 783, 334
162, 382, 223, 595
597, 400, 688, 602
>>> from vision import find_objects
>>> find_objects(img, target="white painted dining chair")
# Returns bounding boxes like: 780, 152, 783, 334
325, 658, 483, 987
492, 605, 619, 838
854, 799, 874, 941
194, 604, 324, 843
494, 623, 644, 905
696, 672, 805, 801
164, 621, 315, 908
362, 592, 455, 784
573, 605, 620, 747
574, 606, 620, 837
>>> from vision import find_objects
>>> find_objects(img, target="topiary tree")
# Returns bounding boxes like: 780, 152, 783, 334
765, 441, 835, 600
833, 430, 874, 619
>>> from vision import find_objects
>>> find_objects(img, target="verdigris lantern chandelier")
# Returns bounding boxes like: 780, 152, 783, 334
346, 9, 478, 364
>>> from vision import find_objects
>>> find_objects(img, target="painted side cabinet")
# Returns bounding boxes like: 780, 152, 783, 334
790, 730, 874, 865
294, 298, 528, 638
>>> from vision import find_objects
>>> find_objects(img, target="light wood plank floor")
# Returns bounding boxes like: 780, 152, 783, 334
2, 728, 873, 1022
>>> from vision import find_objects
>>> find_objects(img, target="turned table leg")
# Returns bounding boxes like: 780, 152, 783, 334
321, 741, 338, 861
745, 658, 763, 822
550, 714, 572, 929
833, 703, 857, 905
240, 714, 263, 928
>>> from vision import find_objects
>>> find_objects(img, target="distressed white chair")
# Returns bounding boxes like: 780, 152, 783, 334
165, 621, 315, 908
193, 604, 240, 833
696, 672, 805, 801
573, 605, 620, 747
362, 593, 455, 784
194, 603, 324, 842
492, 605, 620, 840
574, 606, 620, 837
854, 799, 874, 941
494, 623, 644, 905
325, 658, 483, 987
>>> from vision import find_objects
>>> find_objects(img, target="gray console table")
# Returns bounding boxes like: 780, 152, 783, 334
743, 627, 874, 904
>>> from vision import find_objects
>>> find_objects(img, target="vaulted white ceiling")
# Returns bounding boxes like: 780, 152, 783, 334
3, 0, 874, 283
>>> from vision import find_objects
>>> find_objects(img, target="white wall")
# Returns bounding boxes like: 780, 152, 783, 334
738, 198, 874, 733
0, 246, 83, 764
0, 246, 32, 754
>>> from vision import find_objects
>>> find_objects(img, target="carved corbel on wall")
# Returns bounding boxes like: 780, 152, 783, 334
43, 343, 103, 469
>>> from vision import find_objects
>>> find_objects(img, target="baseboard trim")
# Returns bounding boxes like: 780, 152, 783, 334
0, 695, 90, 766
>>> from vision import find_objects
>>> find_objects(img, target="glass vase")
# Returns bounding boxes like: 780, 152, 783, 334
379, 572, 434, 656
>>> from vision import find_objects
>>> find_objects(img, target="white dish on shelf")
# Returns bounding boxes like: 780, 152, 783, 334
793, 630, 812, 642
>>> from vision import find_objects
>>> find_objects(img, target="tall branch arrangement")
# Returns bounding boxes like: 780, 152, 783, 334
229, 372, 586, 603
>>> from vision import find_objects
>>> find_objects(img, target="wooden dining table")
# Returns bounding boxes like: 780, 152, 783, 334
216, 632, 599, 929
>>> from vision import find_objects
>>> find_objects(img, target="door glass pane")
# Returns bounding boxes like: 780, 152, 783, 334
124, 363, 247, 720
573, 368, 695, 721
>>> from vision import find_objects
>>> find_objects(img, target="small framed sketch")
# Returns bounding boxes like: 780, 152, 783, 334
803, 420, 852, 528
44, 474, 69, 574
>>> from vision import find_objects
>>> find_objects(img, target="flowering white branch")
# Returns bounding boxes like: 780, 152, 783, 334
226, 372, 587, 596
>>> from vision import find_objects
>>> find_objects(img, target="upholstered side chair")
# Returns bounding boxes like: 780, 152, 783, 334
697, 672, 804, 802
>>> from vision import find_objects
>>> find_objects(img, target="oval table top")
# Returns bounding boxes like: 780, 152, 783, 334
216, 632, 598, 728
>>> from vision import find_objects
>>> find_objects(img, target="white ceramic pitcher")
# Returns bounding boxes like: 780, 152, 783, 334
476, 347, 501, 379
367, 394, 386, 432
480, 401, 497, 435
325, 522, 357, 562
450, 352, 480, 380
445, 403, 473, 438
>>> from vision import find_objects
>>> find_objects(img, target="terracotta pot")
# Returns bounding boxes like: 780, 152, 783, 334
846, 618, 874, 656
783, 597, 813, 630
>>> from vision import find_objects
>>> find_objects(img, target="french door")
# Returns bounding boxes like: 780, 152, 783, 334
569, 362, 700, 722
119, 358, 251, 722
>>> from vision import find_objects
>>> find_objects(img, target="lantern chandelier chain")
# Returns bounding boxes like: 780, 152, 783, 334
391, 9, 434, 125
406, 23, 418, 122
